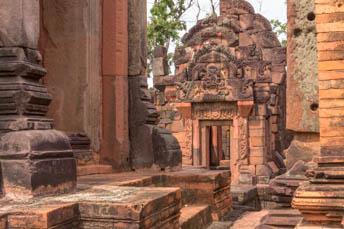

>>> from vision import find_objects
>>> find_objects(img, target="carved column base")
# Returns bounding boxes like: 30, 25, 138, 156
293, 183, 344, 225
292, 155, 344, 226
0, 130, 76, 199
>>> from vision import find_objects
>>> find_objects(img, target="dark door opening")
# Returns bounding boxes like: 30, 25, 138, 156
200, 123, 231, 168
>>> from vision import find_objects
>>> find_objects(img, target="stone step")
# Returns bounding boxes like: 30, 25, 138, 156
1, 186, 181, 229
180, 205, 213, 229
258, 209, 303, 229
77, 164, 113, 176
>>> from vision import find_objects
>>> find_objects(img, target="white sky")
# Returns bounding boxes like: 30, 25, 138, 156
147, 0, 286, 31
147, 0, 287, 86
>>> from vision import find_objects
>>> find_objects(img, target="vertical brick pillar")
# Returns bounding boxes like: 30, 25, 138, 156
292, 0, 344, 226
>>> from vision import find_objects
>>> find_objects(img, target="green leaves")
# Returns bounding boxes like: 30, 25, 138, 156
270, 19, 287, 47
148, 0, 187, 47
148, 0, 191, 75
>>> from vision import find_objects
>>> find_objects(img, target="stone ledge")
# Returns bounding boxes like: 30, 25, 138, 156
77, 168, 232, 220
77, 164, 113, 177
0, 186, 181, 229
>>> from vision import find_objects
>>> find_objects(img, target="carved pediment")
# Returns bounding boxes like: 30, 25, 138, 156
176, 45, 253, 103
180, 16, 240, 48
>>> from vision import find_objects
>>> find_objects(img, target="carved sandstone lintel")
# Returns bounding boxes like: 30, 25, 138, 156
192, 102, 237, 120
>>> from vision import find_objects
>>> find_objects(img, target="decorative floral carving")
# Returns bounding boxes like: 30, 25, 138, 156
193, 103, 237, 120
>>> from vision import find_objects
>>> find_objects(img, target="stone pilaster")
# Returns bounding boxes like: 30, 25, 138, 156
292, 0, 344, 226
0, 0, 76, 199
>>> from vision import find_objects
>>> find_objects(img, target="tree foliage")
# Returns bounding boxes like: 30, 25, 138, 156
147, 0, 193, 74
148, 0, 192, 50
270, 19, 287, 47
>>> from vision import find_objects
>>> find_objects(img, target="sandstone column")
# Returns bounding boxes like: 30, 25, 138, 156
292, 0, 344, 226
101, 0, 130, 170
0, 0, 76, 199
285, 0, 320, 171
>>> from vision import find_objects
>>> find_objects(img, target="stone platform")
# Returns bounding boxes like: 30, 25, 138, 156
0, 186, 181, 229
0, 168, 231, 228
257, 209, 303, 229
78, 167, 232, 220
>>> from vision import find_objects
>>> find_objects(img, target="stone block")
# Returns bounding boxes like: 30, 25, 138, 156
262, 48, 286, 64
77, 164, 113, 177
250, 136, 265, 147
239, 14, 254, 30
272, 71, 285, 84
153, 57, 169, 77
270, 115, 278, 124
0, 130, 76, 199
250, 147, 266, 156
256, 165, 272, 177
250, 129, 265, 137
231, 185, 258, 204
256, 104, 268, 116
1, 158, 76, 199
257, 176, 270, 184
220, 0, 255, 15
2, 186, 182, 229
239, 32, 254, 46
259, 209, 303, 228
253, 31, 281, 48
7, 203, 79, 228
254, 14, 273, 31
180, 205, 212, 229
239, 172, 257, 185
249, 119, 265, 130
250, 156, 265, 165
153, 46, 167, 58
170, 120, 185, 133
271, 123, 279, 133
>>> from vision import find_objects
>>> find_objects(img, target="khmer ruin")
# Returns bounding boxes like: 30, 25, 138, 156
0, 0, 343, 228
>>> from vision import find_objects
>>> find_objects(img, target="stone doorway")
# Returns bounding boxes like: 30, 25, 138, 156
199, 120, 232, 168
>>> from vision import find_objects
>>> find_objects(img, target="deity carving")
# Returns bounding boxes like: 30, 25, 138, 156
238, 117, 249, 164
257, 62, 272, 82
